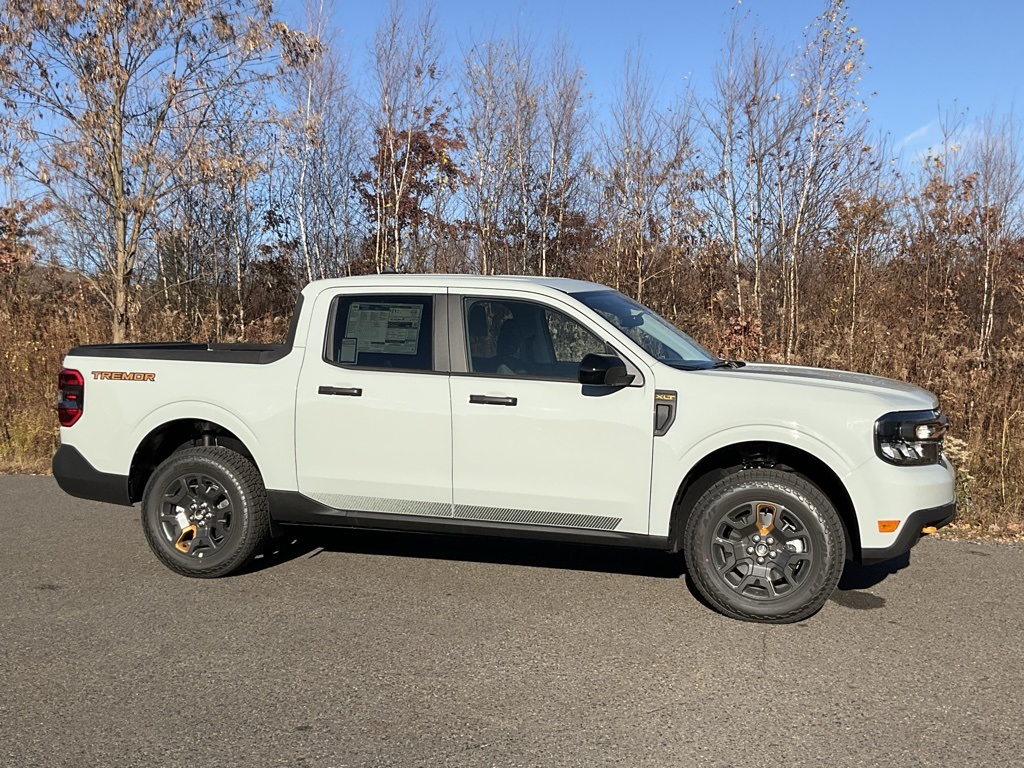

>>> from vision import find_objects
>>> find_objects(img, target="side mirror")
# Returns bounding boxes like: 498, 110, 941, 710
578, 353, 635, 387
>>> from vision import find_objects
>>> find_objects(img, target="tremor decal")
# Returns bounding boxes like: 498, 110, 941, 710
91, 371, 157, 382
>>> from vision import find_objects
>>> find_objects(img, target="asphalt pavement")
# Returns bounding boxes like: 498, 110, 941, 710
1, 475, 1022, 768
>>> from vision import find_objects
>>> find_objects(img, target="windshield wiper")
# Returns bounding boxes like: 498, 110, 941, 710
711, 358, 746, 369
665, 362, 711, 371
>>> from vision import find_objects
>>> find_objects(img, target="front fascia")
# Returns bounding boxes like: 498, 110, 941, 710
843, 457, 955, 551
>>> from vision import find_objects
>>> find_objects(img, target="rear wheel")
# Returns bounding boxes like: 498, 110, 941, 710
683, 469, 845, 623
141, 446, 270, 578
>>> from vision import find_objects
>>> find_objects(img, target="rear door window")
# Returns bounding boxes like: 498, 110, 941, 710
326, 295, 434, 371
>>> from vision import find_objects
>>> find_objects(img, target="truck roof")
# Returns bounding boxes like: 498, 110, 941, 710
301, 274, 609, 296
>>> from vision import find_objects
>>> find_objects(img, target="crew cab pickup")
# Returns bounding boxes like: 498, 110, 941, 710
53, 275, 956, 622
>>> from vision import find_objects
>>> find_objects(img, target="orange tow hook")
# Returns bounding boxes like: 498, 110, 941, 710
175, 525, 197, 552
755, 503, 777, 536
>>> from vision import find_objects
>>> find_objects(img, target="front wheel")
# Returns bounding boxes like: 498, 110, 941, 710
683, 469, 845, 623
141, 446, 271, 578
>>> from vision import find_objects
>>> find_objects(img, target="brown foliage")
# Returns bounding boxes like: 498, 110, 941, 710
1, 0, 1023, 532
0, 0, 313, 342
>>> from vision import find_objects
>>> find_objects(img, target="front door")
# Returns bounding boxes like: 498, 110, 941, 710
295, 288, 452, 517
449, 292, 655, 534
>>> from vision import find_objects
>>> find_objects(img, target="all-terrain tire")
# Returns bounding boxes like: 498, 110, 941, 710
141, 446, 270, 578
683, 468, 845, 623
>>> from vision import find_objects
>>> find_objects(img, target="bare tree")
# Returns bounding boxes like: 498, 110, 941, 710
596, 47, 688, 302
696, 21, 788, 346
775, 0, 868, 359
0, 0, 315, 340
966, 113, 1024, 362
827, 139, 895, 367
362, 2, 457, 272
537, 35, 590, 277
281, 0, 364, 281
460, 34, 514, 275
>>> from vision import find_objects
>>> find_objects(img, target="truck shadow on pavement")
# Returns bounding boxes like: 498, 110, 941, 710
248, 527, 912, 607
830, 552, 911, 610
251, 528, 689, 578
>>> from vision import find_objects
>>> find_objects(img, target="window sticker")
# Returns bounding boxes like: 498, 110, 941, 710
339, 337, 358, 364
345, 302, 423, 355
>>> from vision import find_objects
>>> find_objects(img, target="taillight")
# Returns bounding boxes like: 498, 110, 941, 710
58, 368, 85, 427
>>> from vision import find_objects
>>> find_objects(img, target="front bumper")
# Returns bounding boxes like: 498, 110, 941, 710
844, 450, 956, 558
859, 501, 956, 564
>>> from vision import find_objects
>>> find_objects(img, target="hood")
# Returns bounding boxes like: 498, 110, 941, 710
698, 362, 939, 410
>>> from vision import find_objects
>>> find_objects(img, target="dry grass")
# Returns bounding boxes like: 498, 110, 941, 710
0, 269, 86, 473
2, 263, 1022, 534
0, 265, 290, 475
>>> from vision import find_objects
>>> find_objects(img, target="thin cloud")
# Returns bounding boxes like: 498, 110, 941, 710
896, 120, 937, 152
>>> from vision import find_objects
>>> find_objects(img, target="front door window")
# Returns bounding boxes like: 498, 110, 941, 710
463, 297, 609, 380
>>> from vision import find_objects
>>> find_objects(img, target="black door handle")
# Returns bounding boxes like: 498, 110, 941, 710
469, 394, 517, 406
318, 386, 362, 397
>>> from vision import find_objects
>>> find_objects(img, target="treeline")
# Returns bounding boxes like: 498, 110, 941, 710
0, 1, 1021, 529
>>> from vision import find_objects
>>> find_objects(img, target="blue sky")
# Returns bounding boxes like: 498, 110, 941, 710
277, 0, 1022, 160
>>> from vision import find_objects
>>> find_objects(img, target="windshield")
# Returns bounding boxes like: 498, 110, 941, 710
571, 290, 716, 369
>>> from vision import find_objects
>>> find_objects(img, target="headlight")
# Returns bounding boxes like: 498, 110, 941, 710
874, 410, 949, 466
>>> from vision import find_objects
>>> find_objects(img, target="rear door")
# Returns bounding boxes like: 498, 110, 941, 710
294, 287, 452, 517
448, 290, 656, 534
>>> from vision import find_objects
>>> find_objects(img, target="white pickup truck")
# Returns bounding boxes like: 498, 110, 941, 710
53, 275, 955, 622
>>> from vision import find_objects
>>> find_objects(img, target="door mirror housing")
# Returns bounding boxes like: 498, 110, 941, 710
578, 353, 635, 387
